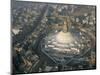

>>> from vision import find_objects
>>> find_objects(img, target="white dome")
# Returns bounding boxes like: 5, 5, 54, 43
56, 31, 75, 44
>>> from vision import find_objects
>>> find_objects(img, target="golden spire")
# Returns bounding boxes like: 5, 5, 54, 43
62, 21, 68, 33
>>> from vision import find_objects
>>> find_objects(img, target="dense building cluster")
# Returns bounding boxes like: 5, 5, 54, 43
12, 1, 96, 74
